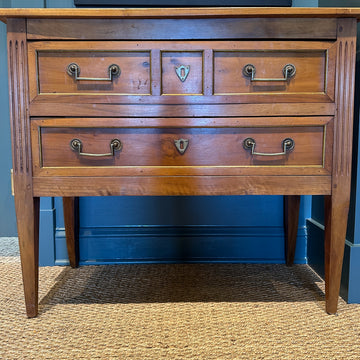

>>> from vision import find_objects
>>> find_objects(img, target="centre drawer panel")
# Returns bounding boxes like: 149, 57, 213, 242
31, 117, 332, 177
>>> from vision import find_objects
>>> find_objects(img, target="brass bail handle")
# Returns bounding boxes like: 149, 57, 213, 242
242, 63, 296, 82
243, 137, 294, 156
70, 138, 122, 157
67, 63, 121, 82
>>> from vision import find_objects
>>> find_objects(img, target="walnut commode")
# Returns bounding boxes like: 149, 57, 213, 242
0, 7, 359, 317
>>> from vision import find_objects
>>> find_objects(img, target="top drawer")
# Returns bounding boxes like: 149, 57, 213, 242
28, 40, 336, 105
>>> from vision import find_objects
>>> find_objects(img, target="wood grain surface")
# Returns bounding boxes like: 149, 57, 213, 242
2, 7, 360, 22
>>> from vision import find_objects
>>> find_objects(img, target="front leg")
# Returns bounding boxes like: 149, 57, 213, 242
324, 194, 349, 314
7, 18, 40, 317
14, 179, 40, 318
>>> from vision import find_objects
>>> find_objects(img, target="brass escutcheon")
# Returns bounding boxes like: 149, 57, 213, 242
174, 138, 189, 155
175, 65, 190, 82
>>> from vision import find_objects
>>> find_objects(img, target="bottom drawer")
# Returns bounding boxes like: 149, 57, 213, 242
31, 117, 331, 176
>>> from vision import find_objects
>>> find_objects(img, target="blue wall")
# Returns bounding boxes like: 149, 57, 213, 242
51, 196, 309, 265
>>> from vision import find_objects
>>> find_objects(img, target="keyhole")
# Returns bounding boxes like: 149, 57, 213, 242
180, 68, 185, 78
174, 138, 189, 154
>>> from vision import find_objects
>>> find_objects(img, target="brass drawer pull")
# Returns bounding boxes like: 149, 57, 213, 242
242, 63, 296, 82
243, 137, 294, 156
67, 63, 121, 81
70, 138, 122, 157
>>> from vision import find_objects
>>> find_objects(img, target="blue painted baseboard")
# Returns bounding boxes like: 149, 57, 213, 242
53, 225, 307, 266
39, 198, 56, 266
307, 218, 360, 303
347, 245, 360, 303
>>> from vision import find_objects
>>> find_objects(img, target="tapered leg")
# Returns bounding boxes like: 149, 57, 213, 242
14, 183, 40, 318
324, 195, 349, 314
7, 18, 40, 317
284, 195, 300, 266
63, 197, 79, 268
323, 18, 357, 314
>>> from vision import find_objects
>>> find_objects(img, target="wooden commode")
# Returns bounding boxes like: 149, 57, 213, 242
0, 7, 359, 317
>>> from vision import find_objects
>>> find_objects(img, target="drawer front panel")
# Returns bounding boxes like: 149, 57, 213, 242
28, 41, 335, 105
214, 50, 326, 95
36, 50, 151, 95
32, 118, 332, 177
